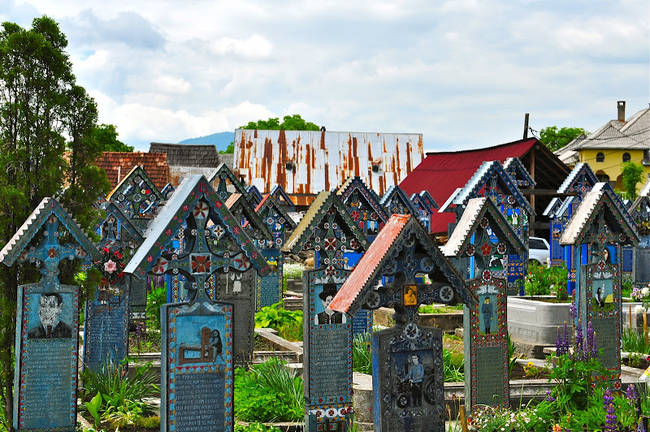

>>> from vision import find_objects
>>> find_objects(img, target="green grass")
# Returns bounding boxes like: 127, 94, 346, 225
622, 328, 650, 354
418, 304, 464, 314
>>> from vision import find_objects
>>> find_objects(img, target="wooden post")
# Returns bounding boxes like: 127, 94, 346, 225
459, 405, 469, 432
643, 309, 648, 346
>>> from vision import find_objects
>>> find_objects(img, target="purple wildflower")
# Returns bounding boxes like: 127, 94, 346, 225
626, 384, 638, 401
575, 322, 584, 360
605, 402, 617, 432
603, 389, 614, 408
569, 302, 577, 320
545, 390, 555, 402
638, 419, 647, 432
586, 321, 597, 359
555, 327, 567, 356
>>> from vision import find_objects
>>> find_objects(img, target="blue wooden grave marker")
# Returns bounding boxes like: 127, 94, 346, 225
0, 198, 99, 431
83, 202, 144, 371
282, 191, 369, 432
125, 175, 270, 367
331, 214, 473, 432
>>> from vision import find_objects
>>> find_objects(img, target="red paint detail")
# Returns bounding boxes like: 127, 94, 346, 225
330, 214, 411, 313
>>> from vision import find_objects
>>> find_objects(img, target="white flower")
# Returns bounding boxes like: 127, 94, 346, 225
642, 287, 650, 297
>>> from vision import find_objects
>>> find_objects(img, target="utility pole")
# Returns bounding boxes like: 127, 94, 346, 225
523, 113, 530, 139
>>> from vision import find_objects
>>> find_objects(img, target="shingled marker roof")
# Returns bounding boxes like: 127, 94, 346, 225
97, 152, 170, 191
442, 197, 526, 258
0, 197, 100, 266
560, 182, 639, 246
329, 214, 472, 316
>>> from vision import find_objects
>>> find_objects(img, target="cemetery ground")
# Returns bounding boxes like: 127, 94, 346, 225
7, 263, 644, 432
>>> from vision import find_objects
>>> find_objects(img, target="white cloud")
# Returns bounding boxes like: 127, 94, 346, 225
212, 34, 273, 59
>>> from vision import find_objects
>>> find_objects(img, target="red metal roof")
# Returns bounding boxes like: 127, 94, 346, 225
330, 214, 410, 313
400, 138, 537, 213
97, 152, 170, 191
429, 212, 457, 235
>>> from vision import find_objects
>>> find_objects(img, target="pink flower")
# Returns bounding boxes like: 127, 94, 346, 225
104, 260, 117, 274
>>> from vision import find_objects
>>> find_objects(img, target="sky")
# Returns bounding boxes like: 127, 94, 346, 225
1, 0, 648, 152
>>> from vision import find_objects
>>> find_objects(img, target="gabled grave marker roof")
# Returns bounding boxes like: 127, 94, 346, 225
442, 197, 526, 258
380, 185, 419, 216
246, 185, 264, 207
282, 190, 369, 255
630, 195, 650, 218
439, 187, 463, 213
557, 162, 598, 194
543, 197, 563, 218
0, 197, 99, 265
640, 178, 650, 197
99, 201, 144, 243
125, 175, 270, 278
209, 163, 250, 202
410, 193, 436, 215
418, 190, 439, 210
329, 214, 472, 316
503, 157, 535, 189
226, 193, 272, 241
452, 161, 534, 215
270, 185, 296, 211
255, 194, 297, 231
560, 182, 639, 246
106, 165, 165, 203
337, 176, 389, 223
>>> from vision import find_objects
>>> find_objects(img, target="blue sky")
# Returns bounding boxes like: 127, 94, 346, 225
2, 0, 648, 151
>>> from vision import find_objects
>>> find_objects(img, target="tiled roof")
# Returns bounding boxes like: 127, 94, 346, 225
97, 152, 170, 191
149, 142, 220, 167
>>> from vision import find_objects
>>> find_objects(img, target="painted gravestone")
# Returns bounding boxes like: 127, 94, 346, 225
224, 193, 272, 310
629, 195, 650, 283
449, 161, 534, 295
282, 191, 369, 432
543, 197, 565, 267
83, 202, 144, 371
443, 198, 525, 410
380, 185, 419, 219
560, 183, 638, 382
209, 163, 251, 202
256, 194, 297, 308
106, 165, 166, 232
161, 288, 233, 432
246, 184, 264, 208
554, 163, 599, 292
337, 177, 390, 334
410, 191, 438, 232
270, 184, 296, 212
331, 215, 473, 432
124, 175, 270, 367
0, 198, 99, 431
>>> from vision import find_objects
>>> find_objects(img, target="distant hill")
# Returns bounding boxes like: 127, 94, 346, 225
179, 131, 234, 152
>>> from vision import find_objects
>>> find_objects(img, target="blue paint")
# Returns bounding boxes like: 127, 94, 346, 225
371, 334, 382, 432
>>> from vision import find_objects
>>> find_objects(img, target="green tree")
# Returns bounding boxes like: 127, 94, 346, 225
0, 17, 110, 428
92, 123, 133, 152
621, 161, 644, 201
240, 114, 320, 131
539, 126, 587, 152
219, 142, 234, 154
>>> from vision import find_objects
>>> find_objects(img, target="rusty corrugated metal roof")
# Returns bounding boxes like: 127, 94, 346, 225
235, 130, 424, 206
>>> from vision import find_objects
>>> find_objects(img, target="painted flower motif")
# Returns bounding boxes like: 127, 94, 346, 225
104, 260, 117, 274
481, 243, 492, 256
497, 242, 507, 254
465, 245, 475, 256
350, 210, 360, 221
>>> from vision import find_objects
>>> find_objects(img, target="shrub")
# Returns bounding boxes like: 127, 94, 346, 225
235, 423, 281, 432
255, 302, 302, 330
622, 328, 650, 354
524, 263, 568, 299
352, 332, 372, 375
145, 284, 167, 330
234, 358, 304, 422
283, 263, 304, 292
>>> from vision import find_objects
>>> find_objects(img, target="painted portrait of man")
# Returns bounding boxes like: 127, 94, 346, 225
28, 293, 72, 339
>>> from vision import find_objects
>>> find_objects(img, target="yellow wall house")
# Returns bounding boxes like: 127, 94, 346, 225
556, 101, 650, 192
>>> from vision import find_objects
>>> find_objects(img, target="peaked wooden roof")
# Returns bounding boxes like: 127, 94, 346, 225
503, 157, 535, 189
442, 197, 526, 258
209, 163, 251, 202
557, 162, 598, 194
560, 183, 639, 246
0, 197, 99, 266
380, 185, 419, 216
282, 191, 369, 255
329, 214, 472, 316
106, 165, 165, 203
270, 185, 296, 211
255, 194, 297, 230
125, 175, 270, 278
337, 176, 389, 222
99, 201, 144, 242
225, 193, 272, 242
